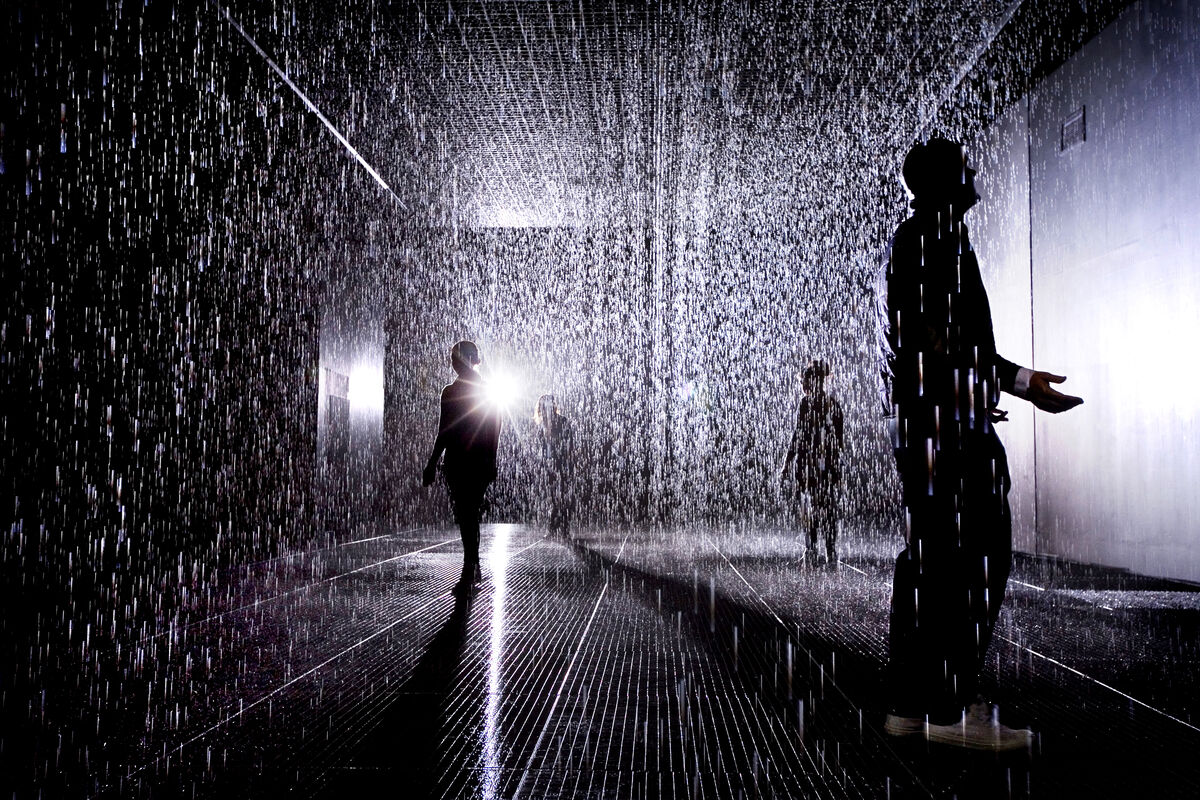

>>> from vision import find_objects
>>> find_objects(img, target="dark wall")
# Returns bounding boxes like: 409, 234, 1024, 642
0, 2, 387, 792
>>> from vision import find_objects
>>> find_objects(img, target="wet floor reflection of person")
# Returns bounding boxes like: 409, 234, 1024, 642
534, 394, 574, 536
882, 138, 1083, 749
423, 340, 502, 597
781, 360, 844, 567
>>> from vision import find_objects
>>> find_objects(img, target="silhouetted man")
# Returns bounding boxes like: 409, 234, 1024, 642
882, 138, 1082, 749
423, 341, 502, 596
782, 360, 844, 567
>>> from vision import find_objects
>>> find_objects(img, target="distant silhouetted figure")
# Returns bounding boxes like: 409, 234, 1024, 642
534, 394, 575, 535
423, 341, 502, 596
882, 138, 1082, 749
782, 360, 844, 567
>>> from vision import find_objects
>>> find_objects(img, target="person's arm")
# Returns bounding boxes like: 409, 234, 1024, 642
984, 308, 1083, 413
423, 390, 450, 486
886, 226, 935, 402
963, 245, 1083, 414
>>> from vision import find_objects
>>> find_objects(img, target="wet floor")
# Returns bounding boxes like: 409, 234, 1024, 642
9, 523, 1200, 798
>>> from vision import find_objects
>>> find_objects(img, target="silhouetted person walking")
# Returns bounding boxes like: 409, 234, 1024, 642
423, 341, 502, 596
782, 360, 844, 567
535, 394, 574, 536
882, 138, 1082, 749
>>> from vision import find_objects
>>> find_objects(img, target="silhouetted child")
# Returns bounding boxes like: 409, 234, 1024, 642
782, 360, 844, 567
423, 341, 502, 596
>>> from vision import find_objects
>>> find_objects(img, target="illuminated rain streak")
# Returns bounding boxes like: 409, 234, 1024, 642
3, 0, 1199, 797
211, 3, 405, 208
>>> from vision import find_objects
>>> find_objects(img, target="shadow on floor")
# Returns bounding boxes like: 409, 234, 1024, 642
313, 592, 474, 798
563, 534, 1039, 799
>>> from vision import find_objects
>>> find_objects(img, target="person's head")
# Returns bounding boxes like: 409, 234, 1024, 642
535, 394, 557, 426
450, 340, 481, 377
902, 137, 978, 214
803, 360, 830, 394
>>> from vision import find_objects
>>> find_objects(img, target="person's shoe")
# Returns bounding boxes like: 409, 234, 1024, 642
925, 702, 1033, 751
453, 562, 480, 597
884, 713, 924, 737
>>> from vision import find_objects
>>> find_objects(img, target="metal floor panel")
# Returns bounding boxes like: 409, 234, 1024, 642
46, 523, 1200, 798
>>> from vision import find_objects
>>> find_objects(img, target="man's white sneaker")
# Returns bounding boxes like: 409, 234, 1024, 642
925, 702, 1033, 751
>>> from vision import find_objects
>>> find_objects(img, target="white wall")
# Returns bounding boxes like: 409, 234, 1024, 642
971, 99, 1037, 553
317, 247, 386, 529
978, 0, 1200, 581
1029, 0, 1200, 582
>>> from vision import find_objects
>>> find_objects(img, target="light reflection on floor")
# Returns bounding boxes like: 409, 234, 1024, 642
481, 524, 511, 800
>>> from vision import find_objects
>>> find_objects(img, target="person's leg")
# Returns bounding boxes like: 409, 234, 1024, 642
549, 471, 566, 534
888, 544, 961, 716
886, 451, 961, 723
461, 516, 481, 572
886, 452, 930, 719
886, 540, 922, 717
801, 503, 820, 566
949, 439, 1013, 709
921, 437, 1030, 748
449, 479, 486, 586
560, 472, 574, 536
802, 478, 820, 561
816, 482, 838, 562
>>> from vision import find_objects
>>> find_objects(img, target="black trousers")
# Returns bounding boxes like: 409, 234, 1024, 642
886, 431, 1013, 720
447, 477, 490, 569
547, 468, 575, 534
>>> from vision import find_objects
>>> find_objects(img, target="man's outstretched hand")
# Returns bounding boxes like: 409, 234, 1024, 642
1028, 372, 1084, 413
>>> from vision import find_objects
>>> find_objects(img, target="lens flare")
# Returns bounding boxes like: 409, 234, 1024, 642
484, 371, 521, 411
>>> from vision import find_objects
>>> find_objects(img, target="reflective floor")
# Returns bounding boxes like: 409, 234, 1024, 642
10, 523, 1200, 798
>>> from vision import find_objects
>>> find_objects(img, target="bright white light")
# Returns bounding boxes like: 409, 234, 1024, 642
347, 364, 384, 413
484, 371, 521, 411
473, 180, 603, 227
